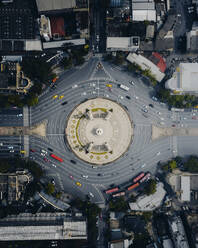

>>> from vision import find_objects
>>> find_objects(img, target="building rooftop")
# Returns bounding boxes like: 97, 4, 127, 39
129, 182, 166, 211
127, 53, 165, 82
181, 176, 191, 202
106, 37, 139, 51
36, 0, 76, 12
166, 63, 198, 92
0, 212, 87, 241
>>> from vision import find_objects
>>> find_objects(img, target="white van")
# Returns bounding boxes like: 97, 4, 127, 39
119, 84, 129, 91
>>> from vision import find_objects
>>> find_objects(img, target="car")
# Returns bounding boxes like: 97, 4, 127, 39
59, 95, 64, 100
48, 147, 53, 152
156, 152, 161, 156
129, 81, 135, 86
160, 122, 165, 125
17, 114, 23, 117
8, 146, 14, 149
118, 95, 124, 99
160, 102, 165, 106
52, 163, 56, 168
160, 118, 164, 120
82, 175, 88, 179
143, 105, 148, 109
72, 84, 78, 89
134, 96, 139, 100
41, 149, 47, 154
89, 192, 94, 198
52, 95, 58, 99
141, 163, 146, 168
30, 149, 36, 152
126, 96, 131, 100
69, 175, 74, 179
44, 157, 48, 162
152, 96, 158, 101
0, 143, 3, 146
92, 166, 97, 169
96, 35, 99, 41
149, 104, 154, 108
81, 92, 87, 96
41, 153, 45, 156
61, 101, 68, 105
142, 108, 148, 113
106, 84, 112, 88
51, 179, 55, 185
10, 150, 14, 153
76, 182, 82, 187
172, 124, 176, 127
70, 160, 76, 164
157, 111, 161, 115
20, 150, 26, 154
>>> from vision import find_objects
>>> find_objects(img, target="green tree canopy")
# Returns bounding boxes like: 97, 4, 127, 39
144, 179, 157, 196
46, 183, 55, 195
184, 156, 198, 173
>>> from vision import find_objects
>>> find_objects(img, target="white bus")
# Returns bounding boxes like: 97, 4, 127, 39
119, 84, 129, 91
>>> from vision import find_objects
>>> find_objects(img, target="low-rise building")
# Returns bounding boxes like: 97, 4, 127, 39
132, 0, 156, 22
127, 53, 165, 82
36, 0, 76, 13
0, 212, 87, 241
129, 183, 166, 211
165, 63, 198, 94
186, 22, 198, 53
106, 37, 140, 52
169, 216, 189, 248
0, 170, 33, 205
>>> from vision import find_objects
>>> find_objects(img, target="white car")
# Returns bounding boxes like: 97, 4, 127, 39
8, 146, 14, 149
89, 192, 94, 198
17, 114, 23, 117
41, 153, 45, 156
157, 111, 161, 115
160, 118, 164, 120
129, 81, 135, 86
135, 96, 139, 100
156, 152, 161, 156
72, 84, 78, 89
82, 175, 88, 179
81, 92, 87, 96
152, 96, 158, 101
0, 143, 3, 146
10, 150, 14, 153
118, 95, 124, 99
52, 164, 56, 168
41, 149, 47, 154
141, 163, 146, 168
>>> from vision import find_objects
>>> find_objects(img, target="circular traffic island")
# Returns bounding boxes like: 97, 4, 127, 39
65, 98, 133, 165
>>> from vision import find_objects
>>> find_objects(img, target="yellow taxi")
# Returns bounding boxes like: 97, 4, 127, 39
20, 150, 26, 154
76, 182, 82, 187
52, 95, 58, 99
106, 84, 112, 88
59, 95, 64, 100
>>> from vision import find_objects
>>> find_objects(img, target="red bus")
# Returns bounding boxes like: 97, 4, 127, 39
140, 173, 151, 183
50, 154, 63, 162
112, 191, 125, 198
105, 187, 119, 194
133, 172, 145, 183
127, 182, 139, 191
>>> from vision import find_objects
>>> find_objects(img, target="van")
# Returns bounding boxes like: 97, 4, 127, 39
119, 84, 129, 91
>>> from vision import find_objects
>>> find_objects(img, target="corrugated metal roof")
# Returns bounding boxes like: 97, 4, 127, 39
36, 0, 76, 12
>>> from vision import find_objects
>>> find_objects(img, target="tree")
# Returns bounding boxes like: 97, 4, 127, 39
184, 156, 198, 172
142, 212, 153, 222
144, 179, 157, 196
27, 95, 39, 106
109, 197, 129, 212
46, 183, 55, 195
169, 160, 177, 171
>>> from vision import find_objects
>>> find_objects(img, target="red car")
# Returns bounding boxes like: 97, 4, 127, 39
30, 149, 36, 152
43, 157, 48, 162
69, 175, 74, 180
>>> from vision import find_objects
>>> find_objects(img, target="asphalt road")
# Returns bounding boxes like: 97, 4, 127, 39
26, 56, 198, 205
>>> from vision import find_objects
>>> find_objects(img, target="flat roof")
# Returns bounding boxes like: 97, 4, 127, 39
43, 39, 85, 49
181, 176, 190, 202
132, 10, 156, 21
36, 0, 76, 12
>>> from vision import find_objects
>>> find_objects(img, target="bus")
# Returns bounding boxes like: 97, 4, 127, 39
127, 182, 139, 191
133, 172, 145, 183
140, 173, 151, 183
112, 191, 125, 198
105, 187, 119, 194
50, 154, 63, 162
171, 108, 184, 112
119, 84, 129, 91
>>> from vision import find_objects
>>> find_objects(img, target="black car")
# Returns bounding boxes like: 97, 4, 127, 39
48, 147, 53, 152
61, 101, 68, 106
126, 95, 131, 100
70, 160, 76, 164
149, 104, 154, 108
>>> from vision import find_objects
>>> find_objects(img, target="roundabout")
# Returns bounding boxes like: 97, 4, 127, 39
65, 98, 133, 165
28, 57, 198, 204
